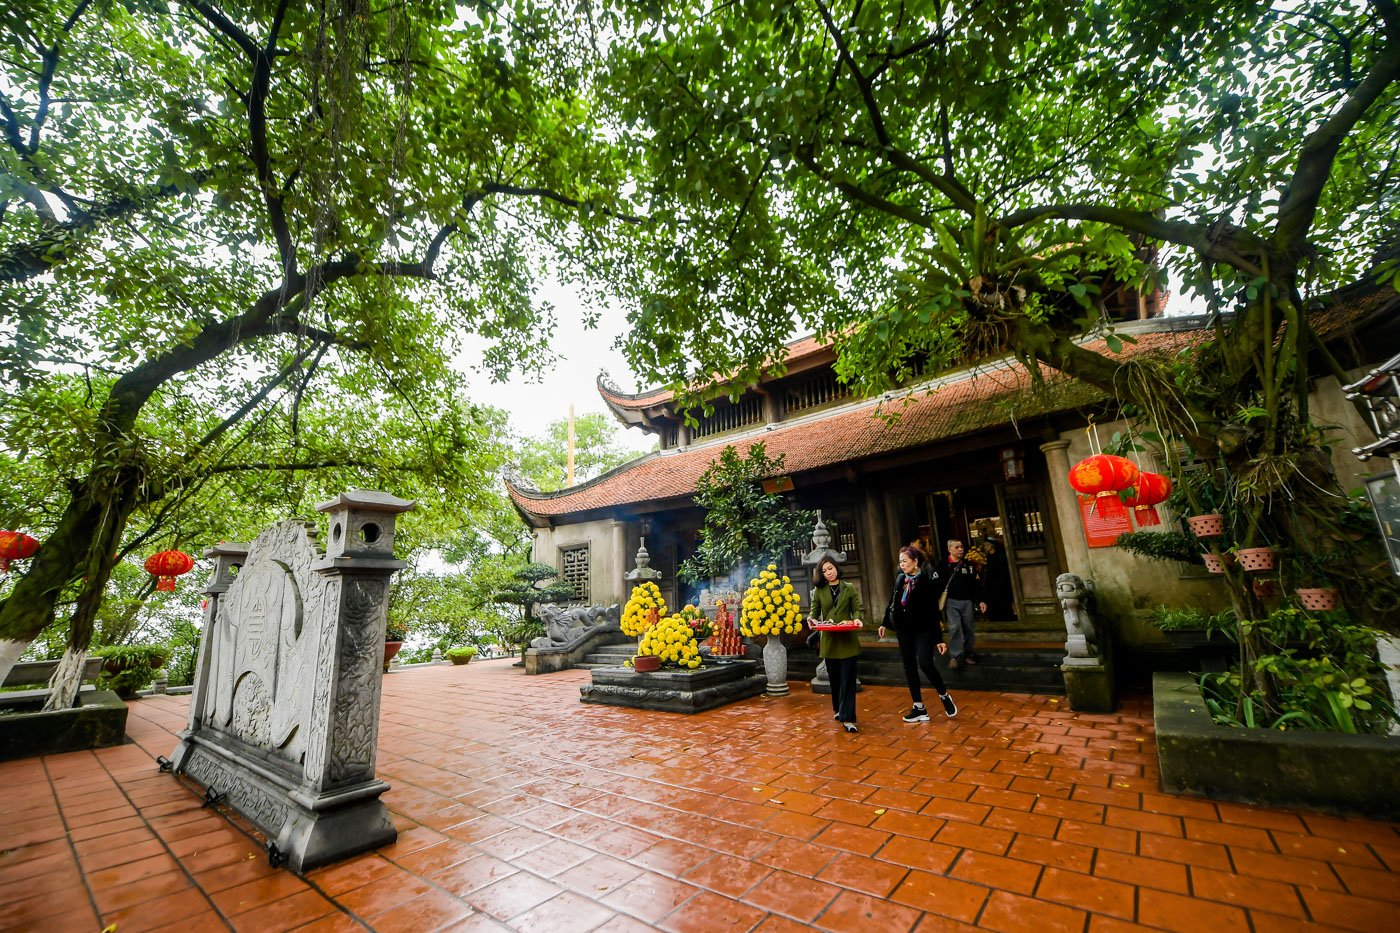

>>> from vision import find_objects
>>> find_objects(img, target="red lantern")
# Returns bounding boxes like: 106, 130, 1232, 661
1068, 454, 1139, 517
1124, 472, 1173, 526
145, 549, 195, 591
0, 531, 40, 573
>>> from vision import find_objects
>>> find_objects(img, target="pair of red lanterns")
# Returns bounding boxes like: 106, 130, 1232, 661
0, 531, 195, 591
1068, 454, 1173, 525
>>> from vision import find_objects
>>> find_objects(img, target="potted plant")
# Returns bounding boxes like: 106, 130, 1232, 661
1233, 545, 1276, 573
445, 646, 477, 665
93, 644, 168, 699
1169, 470, 1228, 539
1148, 607, 1237, 649
384, 625, 407, 671
675, 604, 712, 646
1291, 552, 1343, 611
635, 613, 702, 671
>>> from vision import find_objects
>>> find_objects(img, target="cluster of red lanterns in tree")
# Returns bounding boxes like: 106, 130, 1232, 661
144, 549, 196, 591
0, 531, 40, 573
0, 532, 197, 592
1067, 454, 1172, 526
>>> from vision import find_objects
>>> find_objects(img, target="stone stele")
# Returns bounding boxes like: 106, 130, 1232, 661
169, 489, 415, 873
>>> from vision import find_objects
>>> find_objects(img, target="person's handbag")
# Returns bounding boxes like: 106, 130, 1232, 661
938, 589, 948, 611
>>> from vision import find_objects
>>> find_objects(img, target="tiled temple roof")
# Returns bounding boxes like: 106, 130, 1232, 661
510, 330, 1203, 521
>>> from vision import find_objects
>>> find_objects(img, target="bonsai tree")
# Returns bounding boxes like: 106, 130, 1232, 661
492, 562, 576, 648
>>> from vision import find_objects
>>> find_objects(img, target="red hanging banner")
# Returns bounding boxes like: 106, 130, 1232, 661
1079, 496, 1132, 548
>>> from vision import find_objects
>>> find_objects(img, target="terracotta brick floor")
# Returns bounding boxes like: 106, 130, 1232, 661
2, 660, 1396, 932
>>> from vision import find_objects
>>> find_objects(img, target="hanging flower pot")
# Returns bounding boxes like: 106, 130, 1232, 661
0, 530, 40, 573
1251, 578, 1277, 599
1124, 472, 1173, 527
1201, 553, 1228, 574
1234, 547, 1275, 573
1296, 588, 1341, 611
145, 549, 195, 591
1187, 514, 1225, 538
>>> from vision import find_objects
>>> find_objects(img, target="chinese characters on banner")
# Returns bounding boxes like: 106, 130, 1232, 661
1079, 497, 1132, 548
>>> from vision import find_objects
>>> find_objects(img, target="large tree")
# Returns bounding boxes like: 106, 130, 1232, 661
0, 0, 638, 691
603, 3, 1399, 622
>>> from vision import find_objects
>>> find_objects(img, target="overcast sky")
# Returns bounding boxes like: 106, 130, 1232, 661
457, 279, 658, 454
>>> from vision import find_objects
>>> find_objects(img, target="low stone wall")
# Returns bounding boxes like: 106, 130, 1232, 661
0, 690, 128, 761
1153, 672, 1400, 819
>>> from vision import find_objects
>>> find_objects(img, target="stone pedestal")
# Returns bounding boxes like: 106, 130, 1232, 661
580, 660, 766, 713
808, 659, 863, 695
170, 490, 414, 873
1061, 661, 1116, 713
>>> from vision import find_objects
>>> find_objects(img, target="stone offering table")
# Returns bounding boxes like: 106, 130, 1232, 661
579, 660, 766, 713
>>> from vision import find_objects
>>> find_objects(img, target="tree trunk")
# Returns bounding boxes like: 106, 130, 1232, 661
0, 466, 143, 685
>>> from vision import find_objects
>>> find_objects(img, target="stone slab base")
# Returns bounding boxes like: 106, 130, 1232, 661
1062, 664, 1117, 713
172, 734, 396, 873
580, 661, 767, 713
1154, 672, 1400, 819
0, 689, 128, 761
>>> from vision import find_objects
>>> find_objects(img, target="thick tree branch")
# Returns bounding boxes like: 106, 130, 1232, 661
0, 170, 214, 282
179, 0, 260, 57
183, 0, 293, 272
1274, 21, 1400, 254
810, 0, 978, 213
793, 146, 934, 229
208, 459, 380, 474
998, 203, 1267, 276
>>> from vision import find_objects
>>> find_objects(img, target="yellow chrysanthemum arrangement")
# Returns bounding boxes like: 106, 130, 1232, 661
637, 614, 703, 669
622, 582, 667, 637
740, 564, 804, 638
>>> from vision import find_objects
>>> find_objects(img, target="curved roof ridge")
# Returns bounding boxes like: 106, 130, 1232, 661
503, 448, 665, 501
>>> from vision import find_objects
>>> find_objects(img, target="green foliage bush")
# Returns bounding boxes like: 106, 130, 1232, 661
1115, 531, 1203, 565
94, 644, 168, 699
1200, 609, 1397, 735
445, 646, 478, 660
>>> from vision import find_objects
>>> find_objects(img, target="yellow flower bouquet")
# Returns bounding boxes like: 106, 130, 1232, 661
622, 581, 667, 637
740, 564, 804, 638
637, 614, 703, 669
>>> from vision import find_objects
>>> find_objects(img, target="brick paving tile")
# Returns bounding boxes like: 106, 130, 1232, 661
4, 664, 1400, 932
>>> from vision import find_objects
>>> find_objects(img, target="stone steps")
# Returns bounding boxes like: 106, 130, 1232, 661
577, 642, 640, 669
786, 640, 1067, 695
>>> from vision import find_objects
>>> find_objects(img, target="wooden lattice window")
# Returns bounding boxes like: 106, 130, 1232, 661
560, 545, 590, 602
691, 396, 763, 440
784, 370, 850, 413
1005, 495, 1046, 548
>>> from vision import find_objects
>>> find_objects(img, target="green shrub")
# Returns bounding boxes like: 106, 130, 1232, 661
1115, 531, 1202, 564
93, 644, 168, 699
445, 646, 478, 660
1148, 606, 1236, 636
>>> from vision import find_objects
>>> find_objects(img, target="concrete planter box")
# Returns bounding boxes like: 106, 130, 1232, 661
0, 689, 129, 761
1153, 672, 1400, 819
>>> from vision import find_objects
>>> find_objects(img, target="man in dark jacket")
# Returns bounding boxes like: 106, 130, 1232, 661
939, 539, 986, 668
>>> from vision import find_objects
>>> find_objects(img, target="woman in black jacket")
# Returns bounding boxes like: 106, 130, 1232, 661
878, 545, 957, 722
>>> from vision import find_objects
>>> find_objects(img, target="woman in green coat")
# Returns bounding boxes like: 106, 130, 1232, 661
808, 555, 864, 732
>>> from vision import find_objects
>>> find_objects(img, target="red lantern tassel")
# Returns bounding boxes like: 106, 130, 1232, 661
1092, 493, 1126, 519
1134, 505, 1161, 527
157, 576, 176, 592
